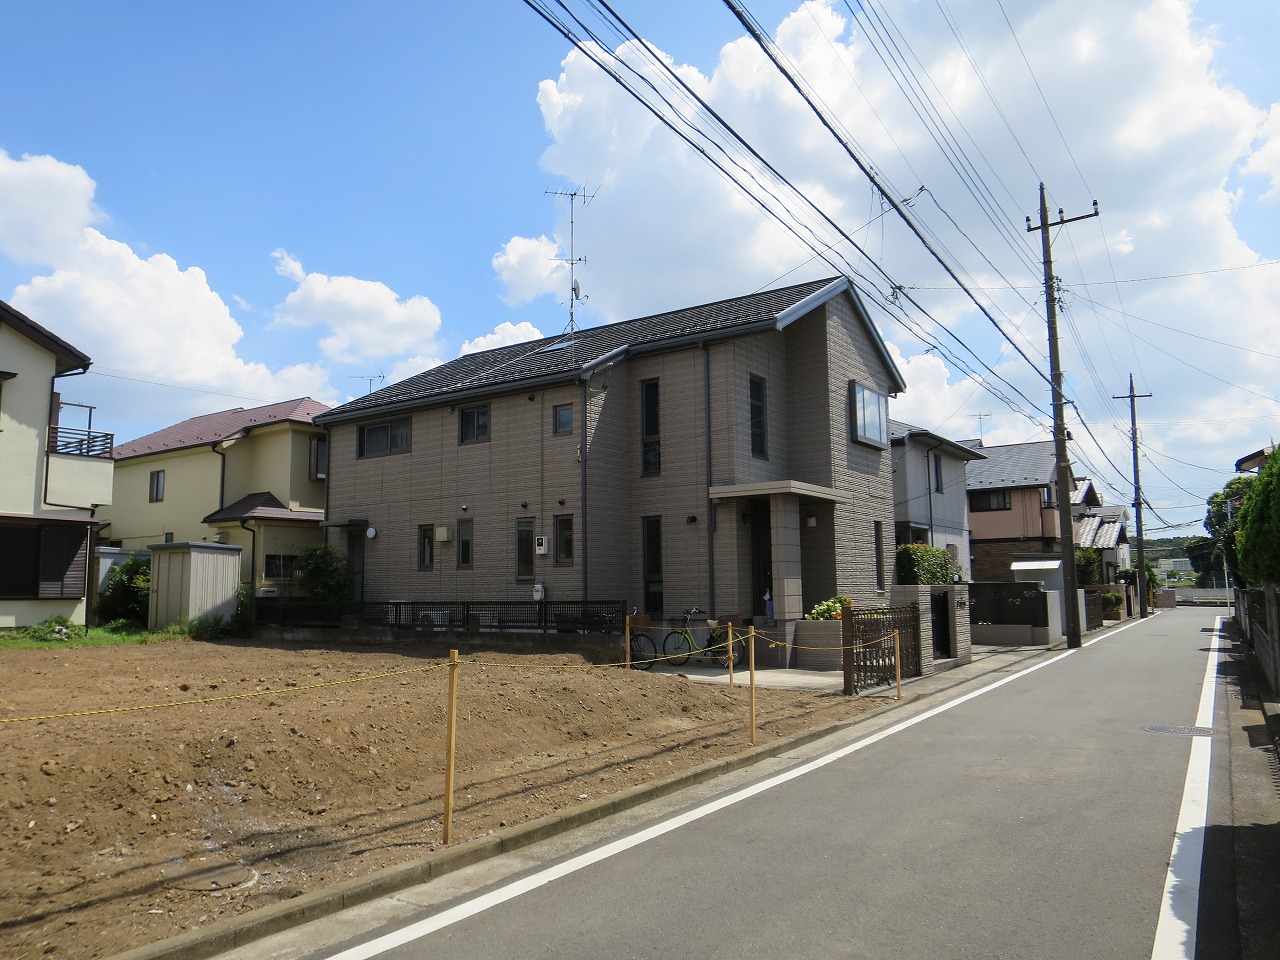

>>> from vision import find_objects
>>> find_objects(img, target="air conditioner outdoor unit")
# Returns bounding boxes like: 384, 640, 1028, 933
434, 525, 452, 543
534, 535, 549, 555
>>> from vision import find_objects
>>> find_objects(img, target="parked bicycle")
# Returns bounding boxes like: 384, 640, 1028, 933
627, 610, 659, 670
663, 608, 744, 668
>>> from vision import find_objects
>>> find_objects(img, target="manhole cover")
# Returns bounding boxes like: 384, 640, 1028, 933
166, 862, 256, 892
1143, 724, 1216, 737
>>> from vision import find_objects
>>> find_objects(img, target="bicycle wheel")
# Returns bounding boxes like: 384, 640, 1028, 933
630, 632, 656, 670
709, 630, 733, 669
664, 630, 693, 667
728, 636, 746, 667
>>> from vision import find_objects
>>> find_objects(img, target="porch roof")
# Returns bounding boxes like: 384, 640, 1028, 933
708, 480, 847, 503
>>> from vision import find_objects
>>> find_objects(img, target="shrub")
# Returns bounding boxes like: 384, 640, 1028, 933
895, 544, 956, 585
97, 555, 150, 624
1100, 592, 1124, 613
17, 615, 86, 643
1075, 547, 1102, 586
805, 595, 853, 620
187, 614, 231, 641
292, 544, 349, 604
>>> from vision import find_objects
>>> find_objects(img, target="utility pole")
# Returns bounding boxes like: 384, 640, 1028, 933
1115, 374, 1152, 617
1027, 183, 1098, 648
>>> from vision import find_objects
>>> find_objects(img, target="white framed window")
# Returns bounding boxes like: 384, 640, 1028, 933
850, 381, 888, 447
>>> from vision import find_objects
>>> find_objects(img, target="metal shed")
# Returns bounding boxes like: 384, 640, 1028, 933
148, 541, 242, 631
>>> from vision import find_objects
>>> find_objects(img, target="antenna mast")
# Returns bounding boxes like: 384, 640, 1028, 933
546, 186, 595, 333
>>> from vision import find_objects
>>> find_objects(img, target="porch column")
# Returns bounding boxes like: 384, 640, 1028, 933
769, 494, 803, 621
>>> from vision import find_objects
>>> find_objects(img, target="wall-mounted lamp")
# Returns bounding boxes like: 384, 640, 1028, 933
520, 501, 528, 509
366, 527, 378, 539
461, 504, 468, 512
557, 497, 566, 506
528, 394, 535, 401
686, 515, 697, 525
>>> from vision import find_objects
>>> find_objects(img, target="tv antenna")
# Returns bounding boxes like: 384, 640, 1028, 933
350, 373, 385, 395
546, 186, 595, 333
970, 411, 991, 441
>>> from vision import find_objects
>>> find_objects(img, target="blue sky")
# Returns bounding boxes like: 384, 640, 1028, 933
3, 0, 1279, 535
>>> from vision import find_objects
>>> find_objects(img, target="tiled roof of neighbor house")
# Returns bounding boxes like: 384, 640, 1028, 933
1070, 477, 1103, 508
202, 492, 322, 524
964, 440, 1057, 490
1, 299, 92, 375
317, 276, 906, 425
1076, 513, 1126, 550
113, 398, 329, 460
887, 419, 987, 461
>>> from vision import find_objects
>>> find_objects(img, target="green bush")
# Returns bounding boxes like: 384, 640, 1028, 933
187, 614, 231, 641
96, 555, 151, 624
895, 544, 956, 585
1075, 547, 1102, 586
805, 595, 853, 620
292, 544, 349, 604
1100, 592, 1124, 613
16, 615, 86, 643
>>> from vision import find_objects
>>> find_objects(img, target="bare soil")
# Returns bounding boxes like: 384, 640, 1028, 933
0, 638, 877, 959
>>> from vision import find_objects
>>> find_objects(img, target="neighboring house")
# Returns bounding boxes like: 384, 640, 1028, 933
888, 419, 985, 581
98, 399, 330, 593
1236, 444, 1276, 473
964, 438, 1079, 582
1074, 503, 1131, 584
0, 301, 114, 627
315, 277, 907, 623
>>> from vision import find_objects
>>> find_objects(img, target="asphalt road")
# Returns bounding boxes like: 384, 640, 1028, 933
217, 608, 1274, 960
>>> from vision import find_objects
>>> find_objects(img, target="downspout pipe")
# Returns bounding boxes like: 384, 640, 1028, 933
239, 519, 257, 632
41, 367, 96, 512
703, 343, 715, 614
211, 441, 228, 513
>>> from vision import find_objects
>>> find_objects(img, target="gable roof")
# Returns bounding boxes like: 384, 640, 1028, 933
113, 398, 329, 460
316, 277, 906, 425
202, 491, 322, 524
964, 440, 1058, 491
0, 299, 92, 375
1076, 513, 1127, 550
887, 419, 986, 462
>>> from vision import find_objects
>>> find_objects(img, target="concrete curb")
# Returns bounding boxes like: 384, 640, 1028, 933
106, 646, 1052, 960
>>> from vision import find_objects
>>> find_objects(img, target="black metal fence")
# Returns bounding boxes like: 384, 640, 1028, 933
255, 597, 626, 634
841, 604, 922, 691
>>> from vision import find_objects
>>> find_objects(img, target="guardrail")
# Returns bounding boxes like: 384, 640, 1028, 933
47, 425, 114, 458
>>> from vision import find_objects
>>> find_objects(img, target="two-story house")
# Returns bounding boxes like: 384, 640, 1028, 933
98, 398, 329, 593
315, 277, 907, 623
888, 419, 985, 581
964, 438, 1077, 583
0, 300, 114, 627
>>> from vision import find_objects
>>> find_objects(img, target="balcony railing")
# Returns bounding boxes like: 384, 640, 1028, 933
47, 424, 115, 458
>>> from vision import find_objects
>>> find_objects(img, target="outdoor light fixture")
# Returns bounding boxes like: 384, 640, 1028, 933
558, 497, 566, 506
686, 515, 697, 525
520, 501, 528, 509
461, 504, 468, 511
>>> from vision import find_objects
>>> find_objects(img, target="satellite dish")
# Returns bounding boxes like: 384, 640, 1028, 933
572, 279, 581, 300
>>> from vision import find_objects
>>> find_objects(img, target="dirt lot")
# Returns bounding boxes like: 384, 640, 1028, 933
0, 637, 878, 958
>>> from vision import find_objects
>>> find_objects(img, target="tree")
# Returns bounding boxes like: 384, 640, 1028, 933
1236, 450, 1280, 586
895, 544, 957, 584
1075, 547, 1101, 585
96, 555, 150, 624
1205, 475, 1254, 587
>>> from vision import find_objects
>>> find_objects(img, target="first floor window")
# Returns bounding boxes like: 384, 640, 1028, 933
850, 381, 888, 447
554, 514, 573, 565
874, 520, 886, 592
0, 523, 87, 599
641, 515, 663, 614
148, 469, 165, 502
418, 524, 435, 570
265, 554, 297, 579
516, 518, 535, 580
457, 518, 473, 569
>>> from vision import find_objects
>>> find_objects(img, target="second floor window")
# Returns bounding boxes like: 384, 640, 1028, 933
148, 469, 165, 503
641, 378, 660, 475
749, 375, 768, 459
459, 404, 490, 444
970, 490, 1011, 512
553, 403, 573, 435
851, 381, 889, 447
358, 419, 410, 458
309, 434, 328, 479
933, 453, 944, 493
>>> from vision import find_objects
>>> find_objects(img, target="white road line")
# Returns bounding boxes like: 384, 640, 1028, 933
324, 647, 1078, 960
1149, 617, 1222, 960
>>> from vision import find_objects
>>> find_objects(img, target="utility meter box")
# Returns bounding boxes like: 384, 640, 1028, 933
434, 525, 452, 542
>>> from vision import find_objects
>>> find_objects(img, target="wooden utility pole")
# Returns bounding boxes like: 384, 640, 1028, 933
1115, 375, 1153, 617
1027, 183, 1098, 648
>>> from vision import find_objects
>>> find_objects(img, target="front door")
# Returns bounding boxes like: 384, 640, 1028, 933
347, 530, 365, 604
749, 501, 772, 618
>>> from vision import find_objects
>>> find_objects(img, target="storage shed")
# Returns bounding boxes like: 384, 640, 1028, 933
148, 541, 242, 630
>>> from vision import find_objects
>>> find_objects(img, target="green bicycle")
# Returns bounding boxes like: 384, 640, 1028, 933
663, 608, 744, 668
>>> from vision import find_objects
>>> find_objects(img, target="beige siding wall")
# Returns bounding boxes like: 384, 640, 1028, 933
102, 447, 220, 547
0, 327, 53, 516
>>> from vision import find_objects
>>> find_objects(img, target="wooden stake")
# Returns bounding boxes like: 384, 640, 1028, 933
726, 623, 734, 687
624, 615, 631, 669
749, 626, 757, 745
443, 649, 459, 845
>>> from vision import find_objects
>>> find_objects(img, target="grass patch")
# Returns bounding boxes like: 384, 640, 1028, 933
0, 619, 189, 651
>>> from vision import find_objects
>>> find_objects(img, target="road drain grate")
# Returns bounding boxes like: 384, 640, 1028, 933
1143, 724, 1216, 737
